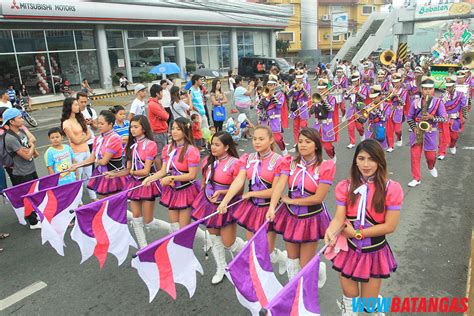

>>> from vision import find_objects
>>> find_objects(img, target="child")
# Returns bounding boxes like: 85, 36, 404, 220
44, 127, 78, 186
237, 113, 253, 140
207, 126, 217, 150
225, 117, 241, 142
191, 113, 204, 151
111, 105, 129, 165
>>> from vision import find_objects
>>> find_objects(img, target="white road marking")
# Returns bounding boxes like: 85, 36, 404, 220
0, 281, 47, 311
462, 146, 474, 150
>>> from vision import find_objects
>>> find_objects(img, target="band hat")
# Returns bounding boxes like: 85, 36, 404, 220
457, 70, 466, 77
351, 71, 360, 81
317, 78, 329, 89
134, 84, 146, 93
369, 85, 382, 98
295, 70, 304, 79
363, 63, 369, 68
404, 62, 411, 67
445, 75, 457, 87
392, 73, 402, 82
2, 108, 21, 127
336, 66, 344, 72
377, 69, 386, 75
267, 74, 279, 84
421, 76, 435, 88
414, 66, 423, 73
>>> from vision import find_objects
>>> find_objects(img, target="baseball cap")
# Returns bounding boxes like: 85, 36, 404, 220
2, 108, 21, 127
134, 84, 146, 93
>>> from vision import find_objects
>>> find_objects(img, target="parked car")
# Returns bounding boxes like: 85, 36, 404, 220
238, 56, 291, 78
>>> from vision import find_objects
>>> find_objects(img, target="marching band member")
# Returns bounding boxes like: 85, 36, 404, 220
72, 110, 126, 198
325, 139, 403, 316
376, 70, 391, 95
333, 66, 349, 121
386, 72, 409, 152
345, 72, 370, 149
403, 62, 415, 88
143, 117, 200, 230
408, 66, 424, 112
437, 76, 467, 159
191, 132, 245, 284
267, 128, 335, 284
364, 85, 391, 150
361, 62, 374, 86
406, 76, 447, 187
456, 69, 471, 132
217, 126, 288, 274
258, 75, 288, 155
289, 70, 311, 145
313, 78, 337, 160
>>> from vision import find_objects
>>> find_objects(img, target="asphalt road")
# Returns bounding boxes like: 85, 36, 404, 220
0, 86, 472, 315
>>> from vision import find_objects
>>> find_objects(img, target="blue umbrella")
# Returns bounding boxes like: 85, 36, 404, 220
149, 62, 181, 75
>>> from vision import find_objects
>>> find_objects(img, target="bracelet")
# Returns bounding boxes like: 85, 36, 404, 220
354, 229, 363, 240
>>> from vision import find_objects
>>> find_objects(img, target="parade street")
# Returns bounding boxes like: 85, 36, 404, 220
0, 86, 472, 315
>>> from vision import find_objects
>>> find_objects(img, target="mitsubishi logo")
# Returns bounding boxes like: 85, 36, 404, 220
11, 0, 20, 9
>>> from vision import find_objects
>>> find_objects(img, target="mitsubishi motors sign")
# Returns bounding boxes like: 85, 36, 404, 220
8, 0, 77, 13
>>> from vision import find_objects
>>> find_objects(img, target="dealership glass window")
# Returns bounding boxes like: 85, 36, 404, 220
17, 53, 53, 96
13, 30, 46, 52
162, 30, 176, 37
75, 30, 95, 50
106, 31, 124, 49
129, 49, 160, 82
195, 32, 208, 46
163, 46, 176, 63
46, 30, 75, 51
144, 30, 159, 37
77, 51, 100, 88
0, 31, 14, 53
208, 32, 221, 46
184, 32, 194, 46
49, 52, 80, 91
128, 31, 144, 39
185, 46, 197, 72
221, 32, 230, 45
0, 55, 20, 88
109, 49, 126, 77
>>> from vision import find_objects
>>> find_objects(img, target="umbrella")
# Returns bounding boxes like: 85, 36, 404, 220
149, 62, 181, 75
193, 68, 221, 78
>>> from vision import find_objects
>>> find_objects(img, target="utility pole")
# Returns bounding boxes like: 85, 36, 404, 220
330, 6, 333, 62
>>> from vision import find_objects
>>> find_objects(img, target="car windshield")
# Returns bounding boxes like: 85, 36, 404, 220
276, 58, 290, 72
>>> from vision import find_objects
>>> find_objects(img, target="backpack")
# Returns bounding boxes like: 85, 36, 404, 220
0, 129, 24, 168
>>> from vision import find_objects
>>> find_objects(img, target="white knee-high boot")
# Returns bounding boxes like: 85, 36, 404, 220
226, 237, 245, 257
318, 261, 327, 288
337, 295, 359, 316
286, 258, 301, 280
209, 235, 226, 284
169, 222, 180, 234
270, 248, 288, 275
132, 217, 148, 248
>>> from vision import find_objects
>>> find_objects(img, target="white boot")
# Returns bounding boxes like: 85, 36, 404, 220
337, 295, 359, 316
332, 155, 337, 163
270, 248, 288, 275
395, 137, 403, 147
132, 217, 148, 248
209, 235, 226, 284
226, 237, 245, 257
429, 167, 438, 178
154, 218, 171, 232
450, 147, 456, 155
318, 261, 327, 288
286, 258, 301, 280
169, 222, 180, 234
407, 179, 421, 187
195, 227, 213, 252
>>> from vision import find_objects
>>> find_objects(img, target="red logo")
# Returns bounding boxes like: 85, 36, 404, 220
11, 0, 20, 9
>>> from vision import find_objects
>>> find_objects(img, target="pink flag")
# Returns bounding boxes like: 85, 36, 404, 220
25, 180, 83, 256
226, 222, 283, 315
3, 173, 60, 225
71, 192, 137, 268
264, 254, 322, 316
131, 220, 204, 302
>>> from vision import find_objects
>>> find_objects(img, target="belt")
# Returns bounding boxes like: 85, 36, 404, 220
321, 118, 333, 124
269, 114, 281, 119
286, 204, 323, 218
449, 113, 460, 119
347, 238, 387, 253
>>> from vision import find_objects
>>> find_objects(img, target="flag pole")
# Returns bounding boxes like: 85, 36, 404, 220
316, 222, 347, 257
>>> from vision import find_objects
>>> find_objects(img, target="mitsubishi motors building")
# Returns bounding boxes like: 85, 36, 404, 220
0, 0, 290, 96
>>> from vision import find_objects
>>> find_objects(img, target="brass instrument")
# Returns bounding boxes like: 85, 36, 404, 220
461, 52, 474, 69
311, 86, 336, 104
380, 50, 396, 66
416, 95, 431, 145
293, 82, 303, 91
262, 85, 275, 99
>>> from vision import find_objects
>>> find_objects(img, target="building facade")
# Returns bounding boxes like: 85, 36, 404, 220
0, 0, 290, 96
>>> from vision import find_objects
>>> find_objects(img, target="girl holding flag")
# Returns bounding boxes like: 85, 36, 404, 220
143, 117, 200, 232
266, 128, 335, 284
191, 131, 245, 284
217, 126, 288, 274
324, 139, 403, 315
71, 110, 126, 198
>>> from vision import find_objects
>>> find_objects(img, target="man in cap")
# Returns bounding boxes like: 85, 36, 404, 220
2, 108, 40, 229
288, 70, 311, 146
406, 76, 448, 187
361, 62, 374, 85
386, 72, 408, 152
365, 85, 392, 149
344, 71, 369, 148
332, 66, 349, 122
437, 76, 468, 159
128, 84, 147, 120
313, 78, 337, 160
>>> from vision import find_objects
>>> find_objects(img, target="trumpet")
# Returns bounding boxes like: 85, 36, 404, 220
262, 86, 275, 98
293, 82, 303, 91
312, 86, 336, 104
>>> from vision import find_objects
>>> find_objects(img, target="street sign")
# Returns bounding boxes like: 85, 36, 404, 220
332, 12, 348, 36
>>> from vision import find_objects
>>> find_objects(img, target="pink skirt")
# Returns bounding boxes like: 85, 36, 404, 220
191, 191, 236, 228
160, 181, 199, 210
231, 199, 270, 233
127, 177, 161, 201
87, 169, 127, 195
331, 242, 397, 282
272, 203, 331, 243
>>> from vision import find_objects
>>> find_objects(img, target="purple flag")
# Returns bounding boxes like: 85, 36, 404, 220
226, 222, 282, 315
131, 220, 204, 302
264, 254, 321, 316
25, 180, 83, 256
71, 192, 137, 268
3, 173, 60, 225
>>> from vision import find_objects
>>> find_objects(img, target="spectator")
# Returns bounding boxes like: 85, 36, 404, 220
44, 127, 78, 186
77, 92, 97, 154
18, 84, 32, 111
233, 76, 254, 118
128, 84, 147, 120
210, 79, 228, 131
191, 113, 203, 151
225, 117, 240, 142
148, 84, 169, 169
184, 72, 193, 91
237, 113, 254, 140
160, 79, 174, 130
119, 75, 129, 92
189, 75, 209, 128
6, 84, 16, 105
60, 97, 97, 203
0, 90, 13, 109
3, 108, 40, 229
81, 78, 94, 95
170, 86, 191, 120
111, 105, 129, 165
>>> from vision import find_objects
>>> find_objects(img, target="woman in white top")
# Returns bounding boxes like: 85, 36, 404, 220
170, 86, 193, 120
233, 76, 254, 118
